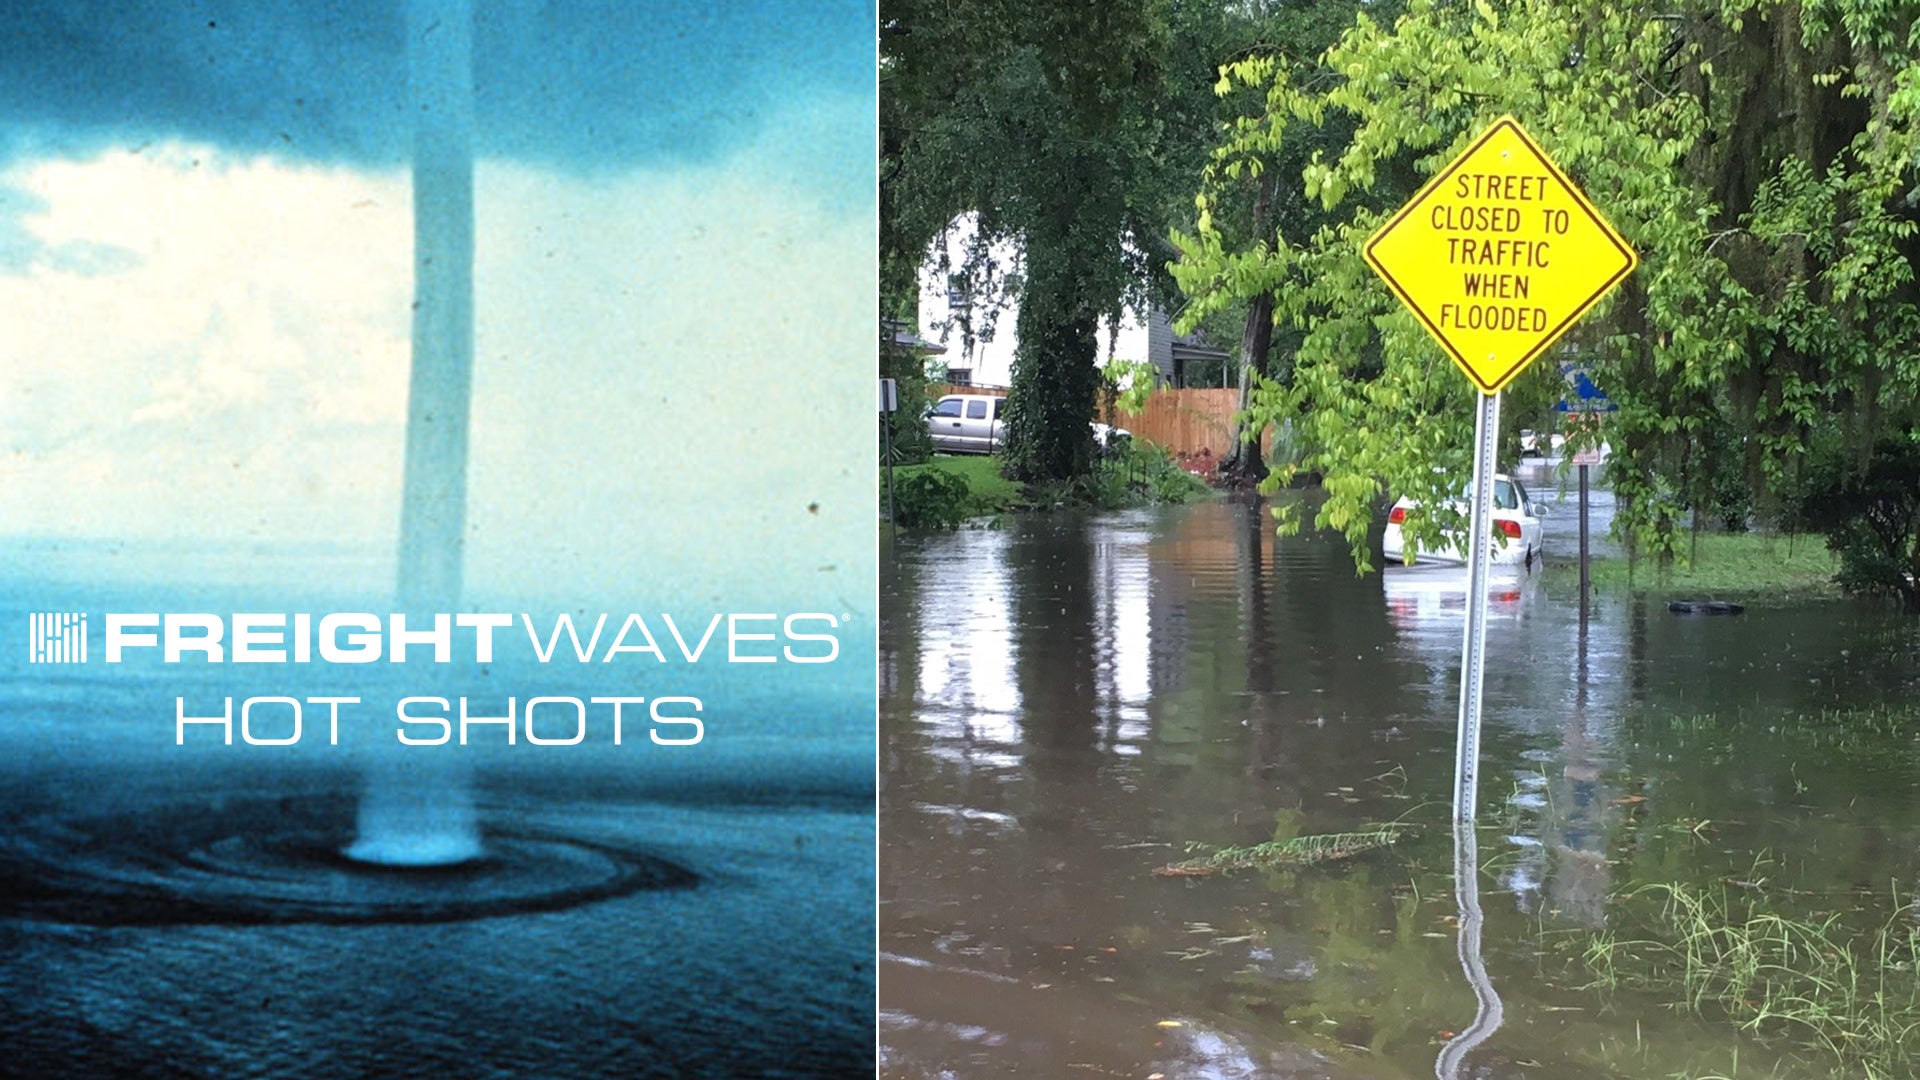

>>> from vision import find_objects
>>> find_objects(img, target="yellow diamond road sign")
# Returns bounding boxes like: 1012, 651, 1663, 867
1364, 116, 1638, 395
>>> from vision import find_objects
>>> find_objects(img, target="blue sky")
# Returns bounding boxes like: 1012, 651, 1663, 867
0, 2, 876, 612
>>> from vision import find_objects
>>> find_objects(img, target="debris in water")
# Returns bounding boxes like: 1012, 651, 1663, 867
1152, 825, 1412, 877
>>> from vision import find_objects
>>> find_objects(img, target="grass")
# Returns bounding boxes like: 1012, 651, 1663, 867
1660, 703, 1920, 742
1582, 882, 1920, 1079
1636, 704, 1920, 780
887, 454, 1025, 516
1548, 532, 1843, 599
886, 445, 1211, 525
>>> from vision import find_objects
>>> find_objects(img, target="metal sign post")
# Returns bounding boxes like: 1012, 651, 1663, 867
1454, 391, 1500, 822
1557, 366, 1613, 623
1578, 459, 1590, 618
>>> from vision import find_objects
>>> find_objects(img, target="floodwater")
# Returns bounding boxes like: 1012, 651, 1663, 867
878, 460, 1920, 1079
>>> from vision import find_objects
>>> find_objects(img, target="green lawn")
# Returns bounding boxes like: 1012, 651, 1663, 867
887, 453, 1023, 514
884, 447, 1215, 527
1549, 531, 1843, 599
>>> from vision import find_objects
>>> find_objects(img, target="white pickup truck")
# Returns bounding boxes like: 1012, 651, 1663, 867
927, 394, 1007, 453
926, 394, 1130, 455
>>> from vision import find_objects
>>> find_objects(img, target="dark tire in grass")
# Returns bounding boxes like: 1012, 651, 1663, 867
1668, 600, 1745, 615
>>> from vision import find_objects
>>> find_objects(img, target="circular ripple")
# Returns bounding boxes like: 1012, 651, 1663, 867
0, 792, 696, 926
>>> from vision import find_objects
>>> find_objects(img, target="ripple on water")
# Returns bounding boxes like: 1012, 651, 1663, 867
0, 791, 696, 926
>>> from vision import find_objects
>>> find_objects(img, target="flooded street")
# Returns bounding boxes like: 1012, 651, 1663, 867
878, 462, 1920, 1078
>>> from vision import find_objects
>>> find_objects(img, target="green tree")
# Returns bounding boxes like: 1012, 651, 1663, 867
1794, 428, 1920, 611
881, 0, 1233, 481
1176, 0, 1408, 484
880, 329, 936, 465
1172, 0, 1920, 578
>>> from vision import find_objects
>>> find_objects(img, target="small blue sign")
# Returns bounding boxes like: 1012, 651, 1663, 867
1554, 364, 1616, 412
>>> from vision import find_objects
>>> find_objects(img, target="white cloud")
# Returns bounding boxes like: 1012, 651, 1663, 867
0, 147, 414, 545
0, 94, 875, 612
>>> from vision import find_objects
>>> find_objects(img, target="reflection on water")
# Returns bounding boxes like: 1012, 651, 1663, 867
1436, 822, 1501, 1080
880, 478, 1920, 1078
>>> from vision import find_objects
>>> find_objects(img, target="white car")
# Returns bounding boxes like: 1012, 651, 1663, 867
1382, 473, 1545, 567
927, 394, 1007, 453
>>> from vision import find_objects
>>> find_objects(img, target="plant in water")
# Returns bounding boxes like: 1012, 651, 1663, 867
1582, 883, 1920, 1079
1091, 441, 1212, 507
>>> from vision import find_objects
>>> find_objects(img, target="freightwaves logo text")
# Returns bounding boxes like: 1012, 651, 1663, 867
30, 611, 846, 748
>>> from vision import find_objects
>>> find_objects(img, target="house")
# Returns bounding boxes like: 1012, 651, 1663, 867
915, 214, 1228, 388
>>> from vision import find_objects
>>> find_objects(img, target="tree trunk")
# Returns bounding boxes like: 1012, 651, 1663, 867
1002, 265, 1101, 482
1224, 290, 1275, 485
1223, 172, 1277, 486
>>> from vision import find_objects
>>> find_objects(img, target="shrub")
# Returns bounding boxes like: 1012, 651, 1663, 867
1083, 441, 1211, 507
1792, 431, 1920, 612
890, 467, 973, 529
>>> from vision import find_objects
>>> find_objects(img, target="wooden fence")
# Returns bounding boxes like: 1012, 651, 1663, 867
928, 383, 1262, 459
1104, 388, 1250, 460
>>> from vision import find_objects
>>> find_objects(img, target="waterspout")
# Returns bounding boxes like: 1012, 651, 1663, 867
347, 0, 480, 868
395, 0, 474, 611
345, 762, 486, 867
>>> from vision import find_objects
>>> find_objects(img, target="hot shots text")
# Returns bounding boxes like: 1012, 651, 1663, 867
175, 695, 707, 748
86, 612, 845, 749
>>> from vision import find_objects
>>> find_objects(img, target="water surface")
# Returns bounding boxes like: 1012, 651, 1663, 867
879, 466, 1920, 1078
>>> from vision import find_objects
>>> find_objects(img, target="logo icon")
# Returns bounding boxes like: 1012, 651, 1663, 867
28, 613, 87, 664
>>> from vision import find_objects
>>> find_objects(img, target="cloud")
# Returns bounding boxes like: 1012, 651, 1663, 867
0, 0, 876, 172
0, 90, 875, 611
463, 115, 877, 608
